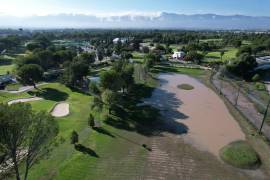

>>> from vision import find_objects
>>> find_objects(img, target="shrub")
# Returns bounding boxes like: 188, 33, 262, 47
255, 82, 266, 91
252, 74, 261, 82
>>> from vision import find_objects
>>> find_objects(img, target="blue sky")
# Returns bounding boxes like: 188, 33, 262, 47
0, 0, 270, 16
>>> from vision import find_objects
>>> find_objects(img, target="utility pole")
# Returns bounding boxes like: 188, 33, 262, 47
235, 83, 241, 106
259, 98, 270, 134
219, 75, 223, 95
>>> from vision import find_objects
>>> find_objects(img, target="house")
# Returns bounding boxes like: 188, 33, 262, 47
172, 51, 185, 60
113, 38, 128, 44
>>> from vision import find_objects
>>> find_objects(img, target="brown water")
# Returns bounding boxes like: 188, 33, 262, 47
144, 73, 245, 156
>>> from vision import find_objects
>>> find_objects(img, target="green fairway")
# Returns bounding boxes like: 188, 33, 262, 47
152, 64, 206, 77
170, 44, 184, 51
0, 64, 15, 75
132, 52, 145, 63
205, 47, 237, 62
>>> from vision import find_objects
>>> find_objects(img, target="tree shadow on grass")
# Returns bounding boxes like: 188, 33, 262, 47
28, 88, 69, 101
206, 55, 220, 59
93, 127, 115, 138
104, 82, 189, 137
75, 144, 99, 158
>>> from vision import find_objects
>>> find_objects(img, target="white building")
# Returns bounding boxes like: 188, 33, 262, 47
113, 38, 128, 44
172, 51, 185, 60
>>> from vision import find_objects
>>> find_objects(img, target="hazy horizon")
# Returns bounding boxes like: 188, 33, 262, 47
1, 0, 269, 17
1, 0, 270, 30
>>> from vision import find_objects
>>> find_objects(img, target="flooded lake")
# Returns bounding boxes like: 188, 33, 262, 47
144, 73, 245, 156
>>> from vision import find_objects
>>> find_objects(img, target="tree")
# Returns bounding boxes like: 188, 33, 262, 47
101, 89, 118, 114
62, 60, 89, 88
226, 53, 257, 79
0, 103, 31, 180
88, 114, 95, 128
184, 51, 204, 64
70, 131, 79, 145
100, 70, 122, 91
237, 46, 252, 56
17, 64, 44, 88
142, 46, 150, 53
89, 81, 100, 95
23, 111, 58, 180
220, 51, 225, 61
232, 40, 242, 48
252, 45, 265, 57
143, 53, 161, 70
79, 52, 96, 64
0, 103, 58, 180
90, 96, 103, 111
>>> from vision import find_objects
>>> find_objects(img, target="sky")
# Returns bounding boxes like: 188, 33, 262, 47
0, 0, 270, 17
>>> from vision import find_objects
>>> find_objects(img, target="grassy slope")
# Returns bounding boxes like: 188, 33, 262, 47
0, 64, 15, 75
0, 80, 156, 179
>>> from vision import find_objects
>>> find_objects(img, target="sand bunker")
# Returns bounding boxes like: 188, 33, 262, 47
144, 73, 245, 156
8, 97, 43, 105
51, 102, 70, 117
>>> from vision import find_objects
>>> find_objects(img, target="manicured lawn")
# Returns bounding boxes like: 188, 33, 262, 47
0, 64, 15, 75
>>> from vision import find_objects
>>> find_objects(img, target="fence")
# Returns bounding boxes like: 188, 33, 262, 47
210, 70, 270, 141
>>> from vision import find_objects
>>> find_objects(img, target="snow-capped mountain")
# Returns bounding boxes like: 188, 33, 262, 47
1, 12, 270, 30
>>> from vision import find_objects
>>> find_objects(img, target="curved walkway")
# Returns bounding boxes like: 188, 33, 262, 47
8, 97, 43, 105
1, 83, 48, 94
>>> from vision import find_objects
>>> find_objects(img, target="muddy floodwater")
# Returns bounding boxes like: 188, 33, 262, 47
144, 73, 245, 156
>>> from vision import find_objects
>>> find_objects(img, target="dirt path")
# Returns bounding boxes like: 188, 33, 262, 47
7, 97, 43, 105
51, 102, 70, 117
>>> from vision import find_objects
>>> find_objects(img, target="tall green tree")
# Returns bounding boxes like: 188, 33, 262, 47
100, 70, 122, 91
62, 60, 89, 88
0, 103, 58, 180
101, 89, 118, 114
226, 53, 257, 79
17, 64, 44, 89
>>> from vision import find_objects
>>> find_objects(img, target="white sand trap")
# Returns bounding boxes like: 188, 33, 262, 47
51, 102, 70, 117
8, 97, 43, 105
144, 73, 245, 156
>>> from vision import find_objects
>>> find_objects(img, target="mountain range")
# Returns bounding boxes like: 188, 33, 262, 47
1, 12, 270, 30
